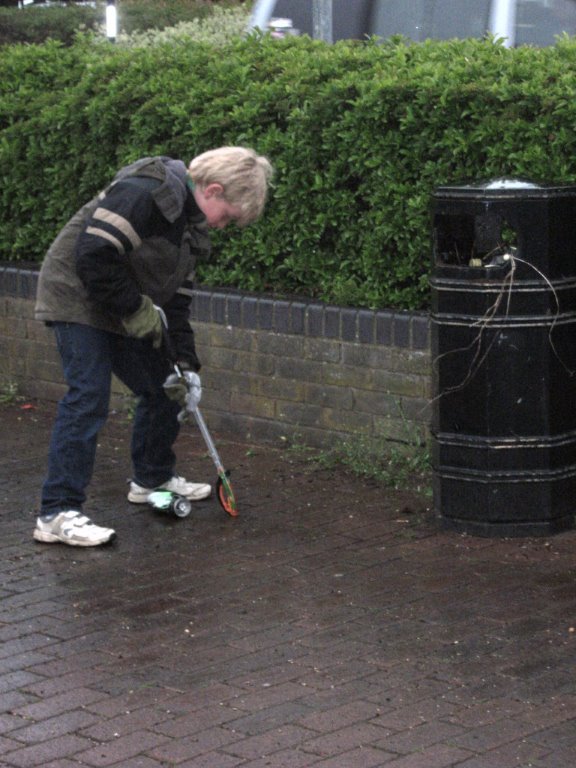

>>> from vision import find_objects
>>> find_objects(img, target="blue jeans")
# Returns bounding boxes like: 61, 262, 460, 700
40, 322, 182, 515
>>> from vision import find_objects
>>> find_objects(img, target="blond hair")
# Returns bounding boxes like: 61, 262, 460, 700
188, 146, 273, 226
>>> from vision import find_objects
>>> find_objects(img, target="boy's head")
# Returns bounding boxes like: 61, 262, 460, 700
188, 146, 273, 227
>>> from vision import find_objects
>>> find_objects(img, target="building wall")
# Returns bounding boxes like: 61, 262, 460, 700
267, 0, 372, 41
0, 266, 431, 448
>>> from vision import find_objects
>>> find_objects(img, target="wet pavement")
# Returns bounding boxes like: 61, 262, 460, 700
1, 399, 576, 768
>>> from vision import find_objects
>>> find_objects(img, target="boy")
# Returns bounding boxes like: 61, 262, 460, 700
33, 147, 273, 547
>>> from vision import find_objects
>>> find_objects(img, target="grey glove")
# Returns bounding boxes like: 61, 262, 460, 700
163, 369, 202, 410
122, 296, 163, 349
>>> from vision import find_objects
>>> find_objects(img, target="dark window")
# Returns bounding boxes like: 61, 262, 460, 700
369, 0, 492, 42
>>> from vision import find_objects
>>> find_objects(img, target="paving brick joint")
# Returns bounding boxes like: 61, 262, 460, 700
1, 401, 575, 767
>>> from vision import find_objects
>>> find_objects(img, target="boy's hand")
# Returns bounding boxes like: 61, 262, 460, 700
163, 373, 188, 407
122, 296, 163, 348
163, 368, 202, 409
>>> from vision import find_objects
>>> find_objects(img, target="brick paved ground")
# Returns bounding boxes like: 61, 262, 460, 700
1, 400, 576, 768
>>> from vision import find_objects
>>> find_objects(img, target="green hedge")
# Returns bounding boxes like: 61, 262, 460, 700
0, 1, 240, 46
3, 33, 576, 310
0, 5, 100, 45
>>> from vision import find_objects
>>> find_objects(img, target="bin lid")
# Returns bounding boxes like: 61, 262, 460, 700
433, 177, 576, 200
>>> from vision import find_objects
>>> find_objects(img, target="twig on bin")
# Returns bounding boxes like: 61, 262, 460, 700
509, 254, 573, 376
429, 260, 516, 403
429, 250, 572, 413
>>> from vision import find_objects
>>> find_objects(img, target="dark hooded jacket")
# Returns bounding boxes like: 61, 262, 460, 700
35, 157, 210, 368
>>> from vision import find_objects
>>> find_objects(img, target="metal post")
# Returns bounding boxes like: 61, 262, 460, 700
313, 0, 333, 43
247, 0, 278, 33
489, 0, 516, 47
106, 0, 117, 43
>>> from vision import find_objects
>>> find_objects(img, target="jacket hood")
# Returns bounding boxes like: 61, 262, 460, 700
112, 156, 190, 223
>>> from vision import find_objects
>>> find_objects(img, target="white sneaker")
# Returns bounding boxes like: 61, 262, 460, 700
33, 511, 116, 547
127, 475, 211, 504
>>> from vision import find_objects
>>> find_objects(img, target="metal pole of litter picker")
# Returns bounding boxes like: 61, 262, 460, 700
191, 406, 225, 477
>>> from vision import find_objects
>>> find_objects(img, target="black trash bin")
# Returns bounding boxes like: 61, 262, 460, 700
430, 178, 576, 537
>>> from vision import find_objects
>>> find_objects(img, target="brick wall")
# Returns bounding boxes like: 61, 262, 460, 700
0, 266, 431, 447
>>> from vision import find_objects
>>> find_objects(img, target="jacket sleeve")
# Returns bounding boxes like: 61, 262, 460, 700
163, 280, 201, 372
75, 178, 162, 318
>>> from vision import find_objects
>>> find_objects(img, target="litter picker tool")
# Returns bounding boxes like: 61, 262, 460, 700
156, 307, 238, 517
